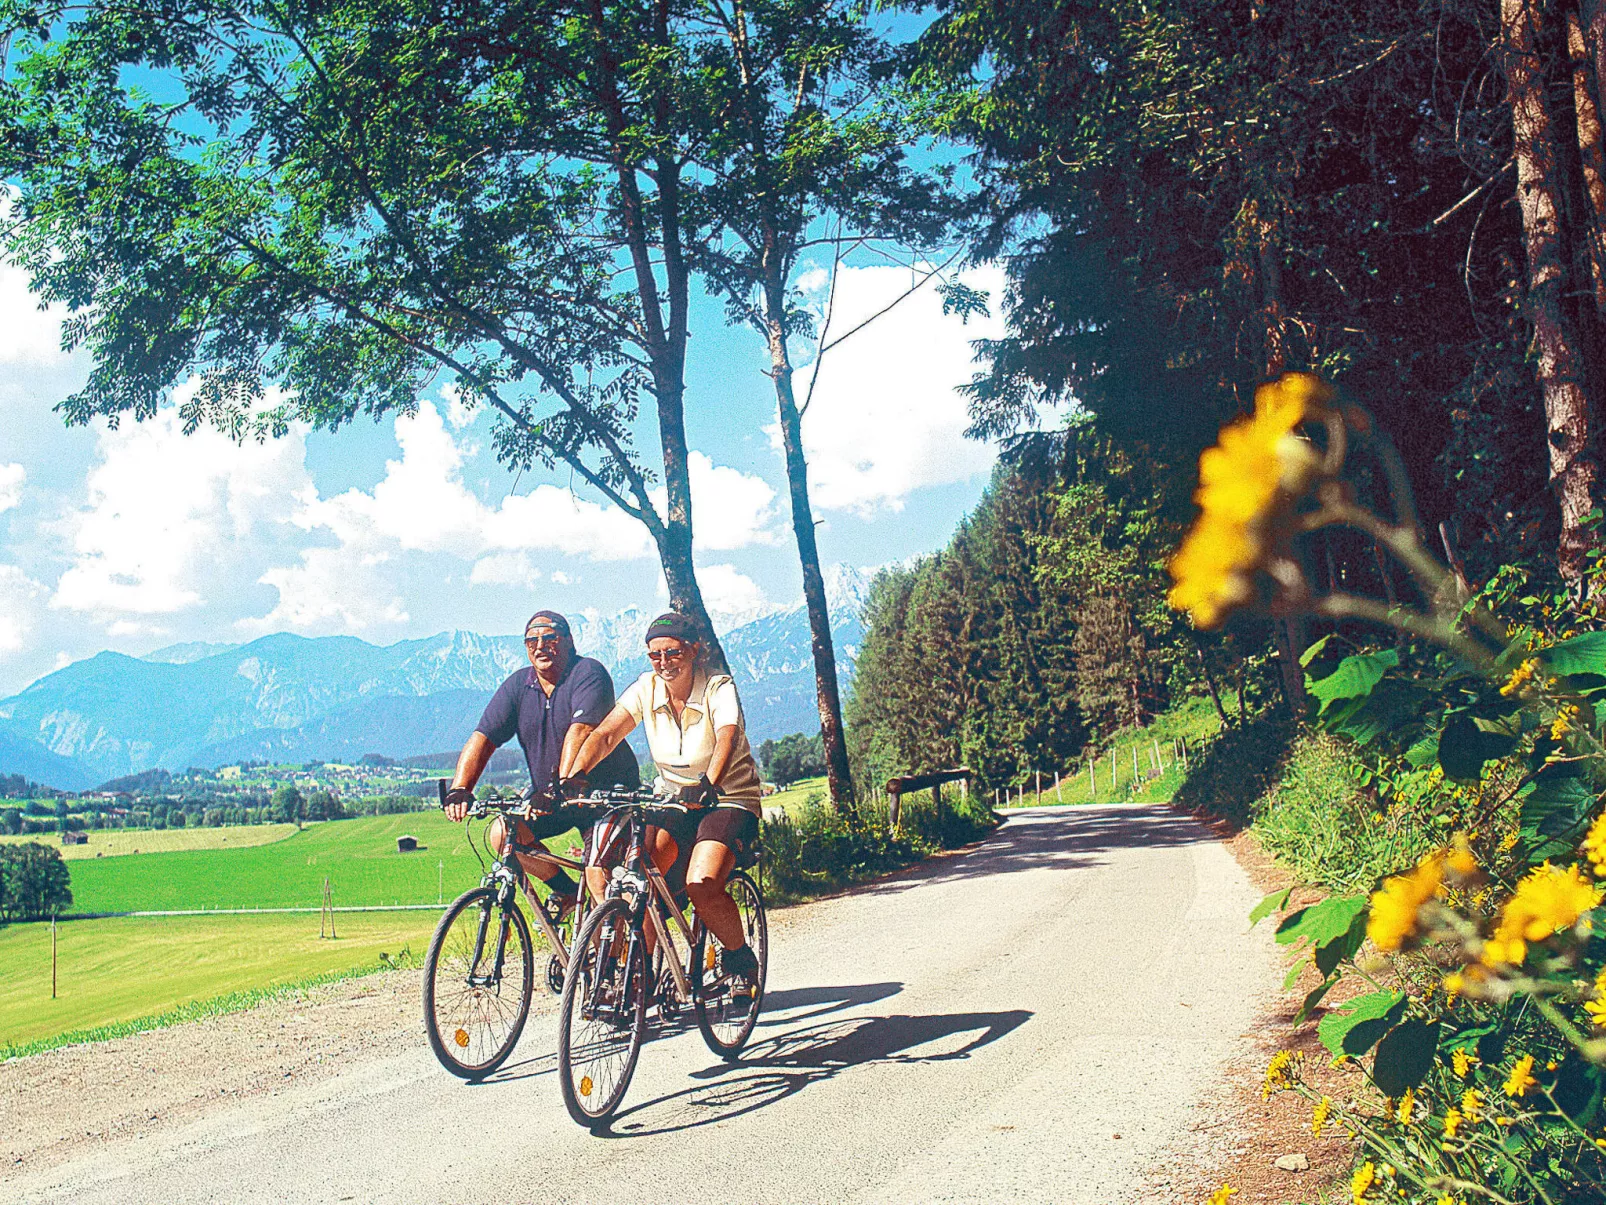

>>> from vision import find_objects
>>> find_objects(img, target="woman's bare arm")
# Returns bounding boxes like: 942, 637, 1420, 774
571, 705, 637, 776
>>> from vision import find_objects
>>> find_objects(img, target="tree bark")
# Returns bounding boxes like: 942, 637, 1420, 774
1504, 0, 1602, 581
763, 284, 856, 806
1191, 636, 1231, 726
1569, 3, 1606, 313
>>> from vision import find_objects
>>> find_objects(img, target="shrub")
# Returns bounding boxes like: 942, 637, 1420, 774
1169, 712, 1295, 829
0, 842, 73, 922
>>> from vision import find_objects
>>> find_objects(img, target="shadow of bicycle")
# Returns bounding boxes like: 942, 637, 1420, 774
598, 1005, 1031, 1137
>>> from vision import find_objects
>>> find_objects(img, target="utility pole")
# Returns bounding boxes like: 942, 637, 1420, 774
51, 914, 57, 1000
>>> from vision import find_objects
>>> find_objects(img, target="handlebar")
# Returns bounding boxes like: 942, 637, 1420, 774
435, 777, 674, 820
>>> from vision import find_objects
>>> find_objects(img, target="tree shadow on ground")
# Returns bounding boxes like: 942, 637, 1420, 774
596, 1006, 1031, 1138
858, 803, 1213, 899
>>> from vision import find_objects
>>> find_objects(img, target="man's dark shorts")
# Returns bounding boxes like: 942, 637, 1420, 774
504, 805, 608, 864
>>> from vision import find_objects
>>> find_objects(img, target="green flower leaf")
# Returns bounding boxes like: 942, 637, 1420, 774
1275, 895, 1368, 947
1437, 712, 1518, 782
1249, 886, 1293, 928
1537, 631, 1606, 677
1317, 989, 1406, 1058
1371, 1018, 1439, 1097
1306, 649, 1398, 713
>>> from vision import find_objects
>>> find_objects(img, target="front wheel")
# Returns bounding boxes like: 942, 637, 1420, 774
423, 885, 534, 1080
691, 870, 767, 1060
557, 898, 647, 1128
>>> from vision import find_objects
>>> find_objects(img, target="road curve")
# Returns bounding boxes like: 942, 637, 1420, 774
5, 804, 1281, 1205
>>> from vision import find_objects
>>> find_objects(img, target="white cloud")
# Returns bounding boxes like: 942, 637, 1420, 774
683, 452, 781, 551
0, 260, 70, 368
52, 406, 311, 616
250, 547, 409, 633
550, 570, 575, 586
0, 463, 23, 513
469, 551, 543, 587
696, 563, 773, 628
785, 263, 1009, 515
440, 381, 478, 430
0, 565, 47, 655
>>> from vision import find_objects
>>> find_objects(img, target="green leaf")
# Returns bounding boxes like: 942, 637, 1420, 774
1293, 978, 1336, 1027
1437, 712, 1518, 781
1553, 1055, 1604, 1127
1299, 633, 1336, 668
1322, 679, 1431, 747
1314, 908, 1369, 977
1307, 649, 1398, 713
1372, 1018, 1439, 1096
1317, 989, 1407, 1058
1249, 887, 1293, 928
1538, 631, 1606, 677
1518, 768, 1598, 861
1282, 961, 1306, 991
1275, 896, 1368, 947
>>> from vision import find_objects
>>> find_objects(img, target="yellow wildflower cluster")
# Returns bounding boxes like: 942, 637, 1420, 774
1350, 1160, 1376, 1204
1167, 373, 1332, 628
1442, 1107, 1463, 1138
1395, 1088, 1416, 1125
1585, 967, 1606, 1029
1451, 1048, 1477, 1077
1367, 851, 1446, 951
1204, 1186, 1237, 1205
1550, 704, 1581, 741
1503, 1054, 1537, 1098
1263, 1048, 1300, 1099
1500, 658, 1539, 697
1583, 811, 1606, 876
1461, 1089, 1485, 1123
1481, 863, 1603, 967
1311, 1095, 1331, 1138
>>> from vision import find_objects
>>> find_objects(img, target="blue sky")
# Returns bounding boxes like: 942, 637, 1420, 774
0, 249, 1027, 697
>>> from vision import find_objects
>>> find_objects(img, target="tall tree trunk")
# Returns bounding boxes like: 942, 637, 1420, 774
1191, 636, 1231, 726
1569, 3, 1606, 313
1504, 0, 1602, 581
762, 282, 856, 806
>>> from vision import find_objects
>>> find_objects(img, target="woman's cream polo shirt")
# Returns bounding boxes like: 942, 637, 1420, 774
616, 669, 764, 813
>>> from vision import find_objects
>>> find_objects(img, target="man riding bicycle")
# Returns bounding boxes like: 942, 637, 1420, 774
570, 611, 763, 986
442, 610, 637, 916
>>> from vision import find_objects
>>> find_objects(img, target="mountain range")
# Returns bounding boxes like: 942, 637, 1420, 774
0, 567, 871, 791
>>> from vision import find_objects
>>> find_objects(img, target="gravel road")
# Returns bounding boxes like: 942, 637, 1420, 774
3, 804, 1281, 1204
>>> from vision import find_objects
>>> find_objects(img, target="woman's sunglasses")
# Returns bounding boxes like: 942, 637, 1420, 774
647, 647, 687, 664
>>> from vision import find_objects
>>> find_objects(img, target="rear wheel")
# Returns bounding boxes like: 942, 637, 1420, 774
423, 886, 534, 1079
691, 870, 767, 1059
557, 898, 647, 1127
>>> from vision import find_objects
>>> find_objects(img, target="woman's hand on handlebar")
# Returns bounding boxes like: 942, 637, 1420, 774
443, 786, 478, 822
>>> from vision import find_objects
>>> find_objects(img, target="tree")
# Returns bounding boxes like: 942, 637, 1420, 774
270, 785, 306, 825
0, 842, 73, 922
758, 732, 827, 787
1070, 594, 1152, 737
305, 790, 343, 821
1, 808, 21, 836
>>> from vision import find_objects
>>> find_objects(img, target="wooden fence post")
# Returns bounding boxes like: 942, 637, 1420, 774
1087, 759, 1095, 800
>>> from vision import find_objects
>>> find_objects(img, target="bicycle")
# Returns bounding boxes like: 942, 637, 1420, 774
556, 789, 768, 1129
422, 781, 591, 1080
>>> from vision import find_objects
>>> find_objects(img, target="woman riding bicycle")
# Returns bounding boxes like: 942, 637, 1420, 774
569, 611, 763, 985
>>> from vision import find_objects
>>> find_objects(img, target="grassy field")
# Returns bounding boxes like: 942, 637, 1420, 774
63, 812, 529, 914
764, 776, 828, 816
0, 911, 443, 1049
0, 823, 300, 860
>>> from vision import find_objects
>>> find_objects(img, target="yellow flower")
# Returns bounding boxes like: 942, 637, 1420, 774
1263, 1049, 1300, 1099
1167, 373, 1331, 628
1446, 844, 1477, 878
1443, 972, 1464, 1004
1395, 1088, 1416, 1125
1205, 1186, 1238, 1205
1312, 1095, 1331, 1138
1368, 852, 1446, 951
1443, 1107, 1463, 1137
1437, 1197, 1466, 1205
1501, 658, 1538, 697
1504, 1054, 1537, 1098
1585, 967, 1606, 1028
1351, 1160, 1376, 1204
1583, 811, 1606, 876
1481, 862, 1604, 967
1461, 1088, 1484, 1122
1498, 831, 1520, 854
1452, 1048, 1476, 1077
1551, 704, 1581, 741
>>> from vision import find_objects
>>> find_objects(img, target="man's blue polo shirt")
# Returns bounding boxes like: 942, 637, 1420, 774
475, 656, 638, 792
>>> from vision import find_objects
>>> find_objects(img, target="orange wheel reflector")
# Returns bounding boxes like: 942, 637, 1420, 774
579, 1075, 593, 1097
705, 947, 717, 970
453, 1028, 470, 1048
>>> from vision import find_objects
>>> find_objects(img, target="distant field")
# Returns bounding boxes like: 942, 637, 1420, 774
64, 812, 539, 914
0, 912, 443, 1049
0, 824, 300, 860
764, 776, 828, 817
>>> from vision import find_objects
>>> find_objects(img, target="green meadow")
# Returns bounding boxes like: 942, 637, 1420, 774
62, 812, 542, 913
0, 823, 300, 860
0, 911, 442, 1050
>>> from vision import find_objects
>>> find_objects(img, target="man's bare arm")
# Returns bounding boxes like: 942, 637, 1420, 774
445, 731, 496, 820
558, 723, 596, 779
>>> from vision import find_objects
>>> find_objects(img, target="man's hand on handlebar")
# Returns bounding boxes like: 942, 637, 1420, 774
443, 786, 478, 822
558, 774, 590, 801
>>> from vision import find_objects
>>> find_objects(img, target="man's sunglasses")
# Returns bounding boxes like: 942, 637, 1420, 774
646, 647, 686, 664
524, 633, 562, 649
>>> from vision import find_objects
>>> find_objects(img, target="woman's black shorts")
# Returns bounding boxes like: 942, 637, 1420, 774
585, 804, 759, 889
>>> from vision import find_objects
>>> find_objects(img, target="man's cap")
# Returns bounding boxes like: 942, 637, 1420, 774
644, 611, 701, 645
524, 610, 572, 640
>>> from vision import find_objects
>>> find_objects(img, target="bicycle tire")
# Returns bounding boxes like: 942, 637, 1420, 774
423, 885, 534, 1080
557, 898, 647, 1128
691, 869, 768, 1060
